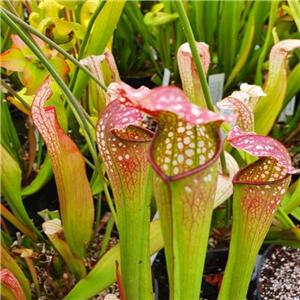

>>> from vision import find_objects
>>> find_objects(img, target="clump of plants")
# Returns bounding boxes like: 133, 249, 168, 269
1, 1, 300, 300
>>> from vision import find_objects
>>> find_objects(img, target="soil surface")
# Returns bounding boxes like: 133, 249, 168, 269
258, 246, 300, 299
10, 234, 119, 300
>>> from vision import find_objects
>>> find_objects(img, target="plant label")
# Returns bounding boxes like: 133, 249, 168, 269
162, 68, 171, 86
278, 96, 296, 122
208, 73, 225, 104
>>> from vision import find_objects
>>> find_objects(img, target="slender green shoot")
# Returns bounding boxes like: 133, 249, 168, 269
173, 0, 214, 112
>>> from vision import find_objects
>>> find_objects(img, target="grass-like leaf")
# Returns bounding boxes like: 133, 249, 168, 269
63, 220, 163, 300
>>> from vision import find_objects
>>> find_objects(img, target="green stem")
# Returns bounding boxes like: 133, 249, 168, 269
84, 157, 95, 170
36, 134, 43, 169
78, 1, 106, 61
276, 207, 295, 229
220, 150, 228, 176
4, 0, 19, 15
173, 0, 214, 112
98, 215, 114, 257
89, 192, 102, 246
84, 129, 118, 231
173, 0, 228, 176
254, 1, 279, 85
4, 1, 41, 50
1, 7, 107, 93
69, 0, 107, 91
1, 26, 12, 51
1, 79, 31, 110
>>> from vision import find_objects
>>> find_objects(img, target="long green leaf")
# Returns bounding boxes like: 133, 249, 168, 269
225, 17, 255, 90
63, 220, 163, 300
0, 145, 44, 241
1, 204, 37, 241
218, 1, 243, 78
21, 154, 53, 196
203, 1, 219, 57
254, 1, 279, 86
72, 1, 125, 99
288, 0, 300, 32
1, 92, 23, 171
265, 227, 300, 248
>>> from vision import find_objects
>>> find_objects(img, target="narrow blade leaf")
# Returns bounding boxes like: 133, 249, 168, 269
63, 220, 163, 300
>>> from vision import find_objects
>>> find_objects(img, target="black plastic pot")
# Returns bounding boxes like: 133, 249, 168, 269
152, 247, 262, 300
256, 245, 300, 300
256, 245, 276, 300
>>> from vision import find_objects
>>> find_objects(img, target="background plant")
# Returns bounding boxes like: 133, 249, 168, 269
1, 1, 300, 300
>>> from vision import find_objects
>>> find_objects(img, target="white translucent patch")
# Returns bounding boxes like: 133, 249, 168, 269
199, 155, 205, 165
178, 142, 184, 150
198, 141, 204, 147
177, 154, 184, 163
183, 137, 191, 145
186, 159, 193, 166
204, 174, 212, 182
185, 149, 194, 157
192, 108, 200, 116
185, 186, 192, 193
